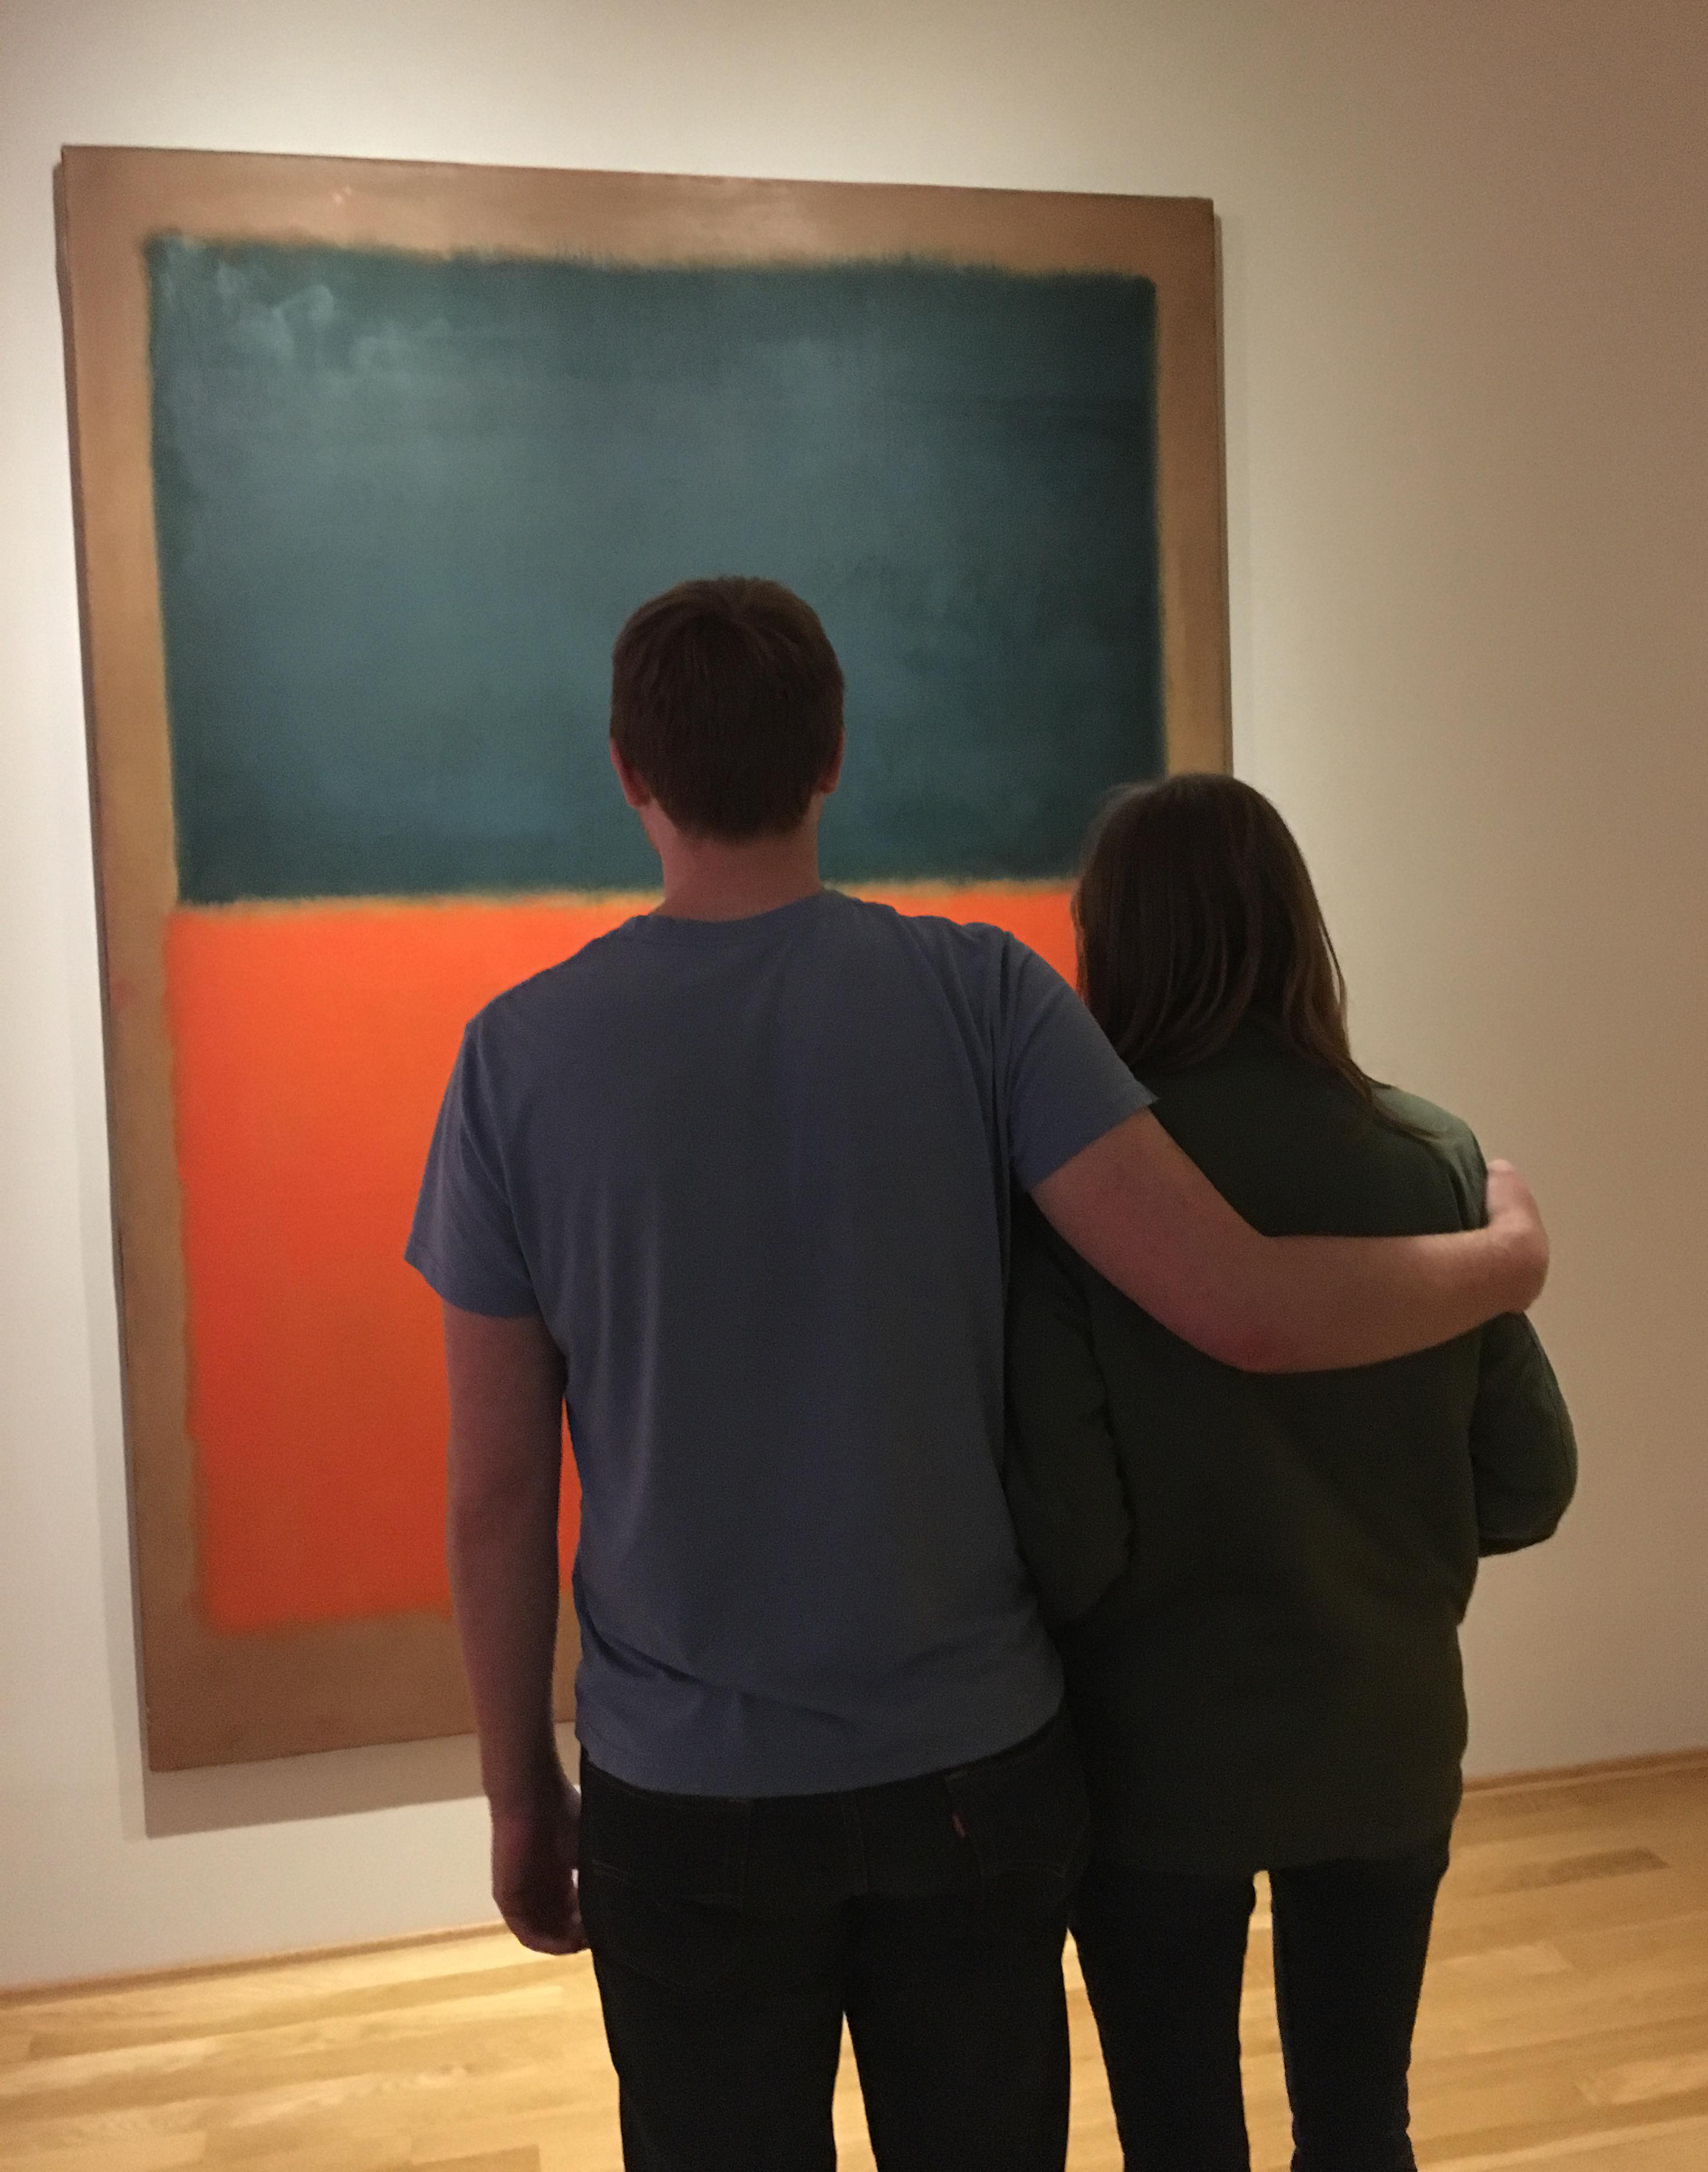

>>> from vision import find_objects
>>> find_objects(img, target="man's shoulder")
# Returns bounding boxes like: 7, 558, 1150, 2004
852, 897, 1054, 985
816, 894, 1046, 1004
467, 918, 647, 1046
829, 893, 1013, 949
464, 895, 1045, 1070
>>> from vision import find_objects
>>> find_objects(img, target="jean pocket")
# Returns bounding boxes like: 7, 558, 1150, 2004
580, 1760, 745, 1877
577, 1757, 751, 1991
578, 1862, 747, 1993
947, 1711, 1091, 1890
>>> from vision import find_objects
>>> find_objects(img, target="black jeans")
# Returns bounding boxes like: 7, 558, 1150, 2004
1072, 1833, 1452, 2172
578, 1707, 1088, 2171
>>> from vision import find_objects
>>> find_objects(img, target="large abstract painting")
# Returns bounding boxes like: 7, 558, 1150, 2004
57, 149, 1228, 1768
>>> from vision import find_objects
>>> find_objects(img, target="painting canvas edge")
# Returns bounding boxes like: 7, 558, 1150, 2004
57, 146, 1229, 1769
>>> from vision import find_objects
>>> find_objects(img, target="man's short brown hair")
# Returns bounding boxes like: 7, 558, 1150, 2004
610, 578, 845, 839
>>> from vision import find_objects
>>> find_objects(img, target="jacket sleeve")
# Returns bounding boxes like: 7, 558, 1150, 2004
1004, 1209, 1134, 1628
1470, 1313, 1578, 1554
1414, 1107, 1577, 1555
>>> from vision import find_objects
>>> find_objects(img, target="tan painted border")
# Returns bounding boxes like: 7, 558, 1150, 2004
56, 146, 1230, 1771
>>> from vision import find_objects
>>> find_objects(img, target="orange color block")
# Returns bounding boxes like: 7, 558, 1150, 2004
165, 884, 1074, 1633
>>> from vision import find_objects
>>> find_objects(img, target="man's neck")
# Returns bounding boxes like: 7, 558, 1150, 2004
653, 830, 825, 922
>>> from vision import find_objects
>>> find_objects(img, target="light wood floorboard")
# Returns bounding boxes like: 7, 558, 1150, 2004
3, 1757, 1706, 2169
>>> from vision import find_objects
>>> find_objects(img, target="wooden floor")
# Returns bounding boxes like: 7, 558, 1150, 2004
3, 1755, 1707, 2169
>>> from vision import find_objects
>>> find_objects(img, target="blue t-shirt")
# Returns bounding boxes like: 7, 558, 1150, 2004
407, 889, 1152, 1795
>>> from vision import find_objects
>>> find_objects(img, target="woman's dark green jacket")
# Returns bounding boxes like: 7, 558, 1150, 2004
1004, 1023, 1576, 1877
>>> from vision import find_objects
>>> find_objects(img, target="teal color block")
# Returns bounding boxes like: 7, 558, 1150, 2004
149, 238, 1161, 903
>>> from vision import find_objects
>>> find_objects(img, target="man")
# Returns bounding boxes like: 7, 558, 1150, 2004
408, 578, 1547, 2172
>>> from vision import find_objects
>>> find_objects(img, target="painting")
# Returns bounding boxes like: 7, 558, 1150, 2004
57, 149, 1229, 1768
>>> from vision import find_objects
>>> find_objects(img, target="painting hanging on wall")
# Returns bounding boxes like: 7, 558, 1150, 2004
57, 147, 1229, 1769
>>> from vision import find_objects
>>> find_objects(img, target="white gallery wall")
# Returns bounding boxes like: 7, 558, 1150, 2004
2, 0, 1705, 1988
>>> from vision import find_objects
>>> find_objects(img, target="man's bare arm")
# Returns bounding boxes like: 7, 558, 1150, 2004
443, 1301, 583, 1952
1032, 1110, 1548, 1374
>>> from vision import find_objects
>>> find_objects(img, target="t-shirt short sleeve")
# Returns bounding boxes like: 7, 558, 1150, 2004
406, 1019, 540, 1317
1002, 939, 1155, 1190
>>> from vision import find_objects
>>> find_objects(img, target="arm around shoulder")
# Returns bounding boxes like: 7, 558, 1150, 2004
1031, 1113, 1550, 1374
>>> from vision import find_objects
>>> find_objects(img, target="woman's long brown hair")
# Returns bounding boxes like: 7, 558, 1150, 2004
1074, 772, 1401, 1118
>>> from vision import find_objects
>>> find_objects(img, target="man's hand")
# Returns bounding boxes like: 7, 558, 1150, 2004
1484, 1159, 1549, 1311
492, 1767, 585, 1954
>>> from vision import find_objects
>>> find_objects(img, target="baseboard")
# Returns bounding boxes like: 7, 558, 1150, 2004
1464, 1742, 1708, 1798
8, 1742, 1707, 2003
0, 1915, 501, 2008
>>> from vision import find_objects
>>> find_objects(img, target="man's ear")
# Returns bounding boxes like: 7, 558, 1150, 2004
609, 739, 653, 810
819, 731, 846, 798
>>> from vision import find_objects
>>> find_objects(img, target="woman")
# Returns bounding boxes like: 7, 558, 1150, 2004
1004, 774, 1576, 2172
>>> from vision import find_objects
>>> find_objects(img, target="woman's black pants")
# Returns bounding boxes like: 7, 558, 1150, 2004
1072, 1834, 1452, 2172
